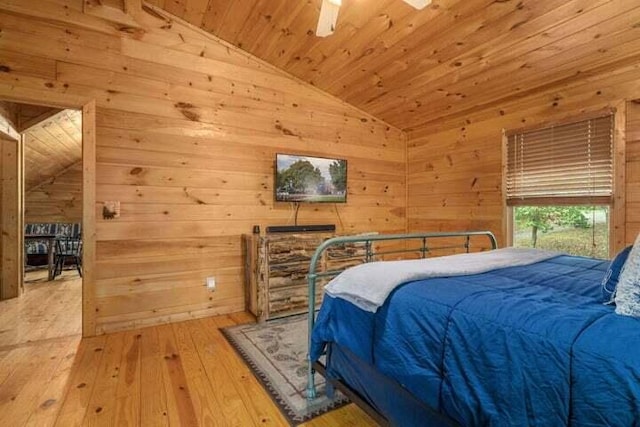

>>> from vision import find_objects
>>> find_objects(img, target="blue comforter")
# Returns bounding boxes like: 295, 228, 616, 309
310, 255, 640, 426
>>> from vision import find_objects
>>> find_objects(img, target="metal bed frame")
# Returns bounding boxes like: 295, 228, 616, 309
305, 231, 498, 420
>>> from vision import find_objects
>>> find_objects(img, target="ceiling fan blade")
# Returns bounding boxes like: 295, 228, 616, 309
316, 0, 341, 37
403, 0, 431, 9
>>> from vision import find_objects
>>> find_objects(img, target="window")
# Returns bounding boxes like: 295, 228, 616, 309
505, 114, 614, 258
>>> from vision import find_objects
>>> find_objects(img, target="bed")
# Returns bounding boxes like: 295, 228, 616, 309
306, 232, 640, 426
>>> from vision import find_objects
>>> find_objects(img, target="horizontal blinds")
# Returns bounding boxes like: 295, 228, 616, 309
506, 114, 614, 206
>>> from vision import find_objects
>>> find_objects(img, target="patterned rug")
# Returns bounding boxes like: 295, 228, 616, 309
221, 315, 348, 425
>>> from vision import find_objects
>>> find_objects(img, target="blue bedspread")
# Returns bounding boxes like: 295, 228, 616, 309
310, 255, 640, 426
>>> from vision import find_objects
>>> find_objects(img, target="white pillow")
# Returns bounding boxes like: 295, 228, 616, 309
615, 233, 640, 317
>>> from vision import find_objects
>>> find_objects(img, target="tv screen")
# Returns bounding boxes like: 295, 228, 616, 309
275, 154, 347, 203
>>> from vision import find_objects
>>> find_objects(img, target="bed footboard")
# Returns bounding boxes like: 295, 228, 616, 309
306, 230, 497, 400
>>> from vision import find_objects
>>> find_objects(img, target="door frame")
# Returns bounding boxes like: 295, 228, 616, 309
0, 92, 97, 337
0, 128, 23, 300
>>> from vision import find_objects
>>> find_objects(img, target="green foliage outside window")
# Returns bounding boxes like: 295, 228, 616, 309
513, 206, 608, 259
515, 206, 589, 248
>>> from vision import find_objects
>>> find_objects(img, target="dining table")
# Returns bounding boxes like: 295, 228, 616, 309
24, 234, 57, 281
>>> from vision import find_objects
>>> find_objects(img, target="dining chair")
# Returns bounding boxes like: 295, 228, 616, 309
54, 236, 83, 278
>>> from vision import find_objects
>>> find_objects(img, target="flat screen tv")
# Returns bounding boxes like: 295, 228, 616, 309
275, 153, 347, 203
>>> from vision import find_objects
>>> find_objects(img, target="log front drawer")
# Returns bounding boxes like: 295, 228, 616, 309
243, 232, 366, 322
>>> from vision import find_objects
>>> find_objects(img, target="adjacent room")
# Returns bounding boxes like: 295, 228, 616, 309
1, 101, 83, 345
0, 0, 638, 425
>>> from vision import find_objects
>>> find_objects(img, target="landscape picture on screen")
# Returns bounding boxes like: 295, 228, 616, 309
275, 154, 347, 203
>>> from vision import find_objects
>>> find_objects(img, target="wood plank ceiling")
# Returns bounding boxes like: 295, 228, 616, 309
23, 109, 82, 192
147, 0, 640, 131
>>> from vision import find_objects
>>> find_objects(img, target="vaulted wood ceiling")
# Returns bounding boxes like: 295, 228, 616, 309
147, 0, 640, 130
23, 109, 82, 192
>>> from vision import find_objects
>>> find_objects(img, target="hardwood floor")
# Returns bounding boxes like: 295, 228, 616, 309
0, 281, 375, 426
0, 269, 82, 347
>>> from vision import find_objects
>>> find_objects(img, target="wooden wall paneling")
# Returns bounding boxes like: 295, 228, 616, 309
0, 101, 20, 140
0, 11, 121, 53
17, 132, 23, 295
135, 24, 265, 73
0, 101, 22, 300
613, 101, 626, 252
55, 62, 284, 110
136, 4, 410, 132
84, 0, 142, 30
0, 137, 2, 295
82, 100, 97, 337
0, 2, 406, 332
626, 100, 640, 243
25, 161, 83, 223
0, 0, 121, 35
0, 135, 22, 300
0, 49, 57, 81
407, 84, 640, 253
92, 112, 399, 161
408, 73, 640, 142
501, 131, 511, 247
0, 101, 18, 131
0, 69, 93, 110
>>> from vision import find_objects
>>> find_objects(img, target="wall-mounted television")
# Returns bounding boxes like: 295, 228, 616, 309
275, 153, 347, 203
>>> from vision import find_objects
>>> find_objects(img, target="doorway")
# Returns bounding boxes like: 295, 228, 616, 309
0, 100, 92, 344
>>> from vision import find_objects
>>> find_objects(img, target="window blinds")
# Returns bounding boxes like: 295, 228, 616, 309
505, 114, 614, 206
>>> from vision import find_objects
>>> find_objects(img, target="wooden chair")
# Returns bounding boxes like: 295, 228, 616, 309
54, 237, 83, 278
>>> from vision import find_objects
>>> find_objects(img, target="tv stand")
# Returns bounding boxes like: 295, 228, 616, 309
266, 224, 335, 233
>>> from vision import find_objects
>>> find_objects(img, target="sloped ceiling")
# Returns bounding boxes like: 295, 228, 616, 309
23, 109, 82, 192
147, 0, 640, 130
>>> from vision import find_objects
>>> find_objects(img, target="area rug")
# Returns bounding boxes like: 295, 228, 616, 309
221, 314, 349, 425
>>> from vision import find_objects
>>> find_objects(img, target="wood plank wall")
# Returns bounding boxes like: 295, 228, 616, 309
0, 101, 22, 300
25, 161, 83, 223
627, 100, 640, 242
407, 69, 640, 251
0, 139, 2, 296
0, 1, 405, 333
0, 101, 19, 132
0, 136, 23, 300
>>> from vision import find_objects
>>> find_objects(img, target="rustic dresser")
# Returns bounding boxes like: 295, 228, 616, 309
242, 232, 368, 322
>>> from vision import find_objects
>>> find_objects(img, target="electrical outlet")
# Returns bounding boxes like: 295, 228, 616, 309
206, 276, 216, 291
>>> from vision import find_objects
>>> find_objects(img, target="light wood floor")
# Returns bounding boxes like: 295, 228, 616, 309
0, 269, 82, 347
0, 274, 375, 426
